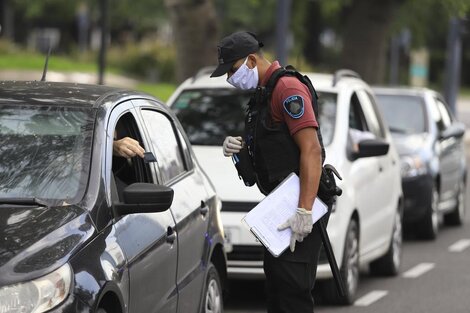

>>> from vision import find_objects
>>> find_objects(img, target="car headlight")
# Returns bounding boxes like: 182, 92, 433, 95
400, 155, 427, 178
0, 263, 72, 313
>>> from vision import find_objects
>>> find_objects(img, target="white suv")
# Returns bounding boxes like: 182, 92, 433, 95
167, 68, 404, 304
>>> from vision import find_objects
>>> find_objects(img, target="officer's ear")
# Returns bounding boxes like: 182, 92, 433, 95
246, 54, 257, 69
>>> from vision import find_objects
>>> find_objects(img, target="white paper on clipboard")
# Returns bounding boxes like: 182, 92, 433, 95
242, 173, 328, 257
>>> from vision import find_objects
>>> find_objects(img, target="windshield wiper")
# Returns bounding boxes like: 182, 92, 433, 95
0, 197, 49, 206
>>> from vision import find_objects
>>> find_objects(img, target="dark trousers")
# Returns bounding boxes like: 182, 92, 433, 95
263, 215, 326, 313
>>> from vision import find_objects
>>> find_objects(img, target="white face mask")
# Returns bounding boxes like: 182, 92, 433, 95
227, 57, 259, 90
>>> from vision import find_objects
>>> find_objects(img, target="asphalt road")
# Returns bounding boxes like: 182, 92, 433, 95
224, 97, 470, 313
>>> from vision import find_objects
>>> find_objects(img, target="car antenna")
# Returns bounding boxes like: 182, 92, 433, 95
41, 44, 52, 82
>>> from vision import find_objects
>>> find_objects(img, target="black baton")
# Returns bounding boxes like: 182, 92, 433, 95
318, 216, 346, 298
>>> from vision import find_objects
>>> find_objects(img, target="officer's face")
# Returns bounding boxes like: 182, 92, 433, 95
227, 54, 256, 79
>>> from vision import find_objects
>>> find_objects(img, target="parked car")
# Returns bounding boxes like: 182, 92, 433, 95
167, 68, 404, 304
0, 81, 226, 313
373, 86, 466, 239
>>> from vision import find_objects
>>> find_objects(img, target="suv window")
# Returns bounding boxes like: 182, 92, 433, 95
358, 90, 385, 138
172, 88, 251, 145
316, 92, 337, 146
141, 110, 187, 183
349, 92, 369, 131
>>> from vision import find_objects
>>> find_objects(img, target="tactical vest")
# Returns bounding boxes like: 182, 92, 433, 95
244, 67, 326, 195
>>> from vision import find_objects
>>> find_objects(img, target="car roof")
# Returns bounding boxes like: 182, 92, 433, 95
0, 80, 148, 108
372, 85, 438, 98
171, 67, 368, 98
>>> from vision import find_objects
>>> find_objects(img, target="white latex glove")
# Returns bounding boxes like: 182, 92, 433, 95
278, 208, 313, 252
223, 136, 243, 157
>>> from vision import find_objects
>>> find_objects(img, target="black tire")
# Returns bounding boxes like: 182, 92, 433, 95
370, 209, 402, 276
444, 179, 466, 226
417, 185, 439, 240
321, 219, 359, 305
200, 262, 223, 313
96, 309, 107, 313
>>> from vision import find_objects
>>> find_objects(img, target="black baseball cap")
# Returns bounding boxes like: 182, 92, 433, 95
210, 31, 264, 77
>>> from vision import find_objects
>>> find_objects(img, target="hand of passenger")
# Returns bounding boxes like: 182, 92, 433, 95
277, 208, 313, 252
113, 137, 145, 159
223, 136, 243, 157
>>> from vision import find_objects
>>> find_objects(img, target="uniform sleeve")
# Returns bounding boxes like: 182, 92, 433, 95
270, 76, 318, 136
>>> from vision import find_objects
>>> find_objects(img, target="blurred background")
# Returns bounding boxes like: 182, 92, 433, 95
0, 0, 468, 107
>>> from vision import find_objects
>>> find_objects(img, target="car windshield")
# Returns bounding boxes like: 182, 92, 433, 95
375, 94, 426, 134
171, 89, 337, 146
0, 105, 95, 204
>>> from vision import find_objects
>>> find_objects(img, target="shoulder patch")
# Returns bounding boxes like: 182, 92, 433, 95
283, 95, 304, 119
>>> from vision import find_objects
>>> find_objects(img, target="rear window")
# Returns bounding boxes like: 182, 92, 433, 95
171, 89, 338, 147
375, 94, 427, 134
0, 105, 95, 204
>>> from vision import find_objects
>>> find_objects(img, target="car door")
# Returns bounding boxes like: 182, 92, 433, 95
134, 100, 211, 313
106, 104, 178, 313
347, 91, 390, 255
358, 90, 396, 249
433, 96, 462, 202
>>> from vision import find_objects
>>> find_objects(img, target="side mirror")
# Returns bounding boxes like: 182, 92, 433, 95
114, 183, 174, 216
439, 122, 465, 140
352, 138, 390, 159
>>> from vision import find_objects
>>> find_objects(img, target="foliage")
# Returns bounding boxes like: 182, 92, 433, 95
107, 39, 176, 83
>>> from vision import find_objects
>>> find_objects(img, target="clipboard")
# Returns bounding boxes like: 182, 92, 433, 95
242, 173, 328, 257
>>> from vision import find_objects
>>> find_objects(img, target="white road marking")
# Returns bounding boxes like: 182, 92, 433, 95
448, 239, 470, 252
354, 290, 388, 306
402, 263, 435, 278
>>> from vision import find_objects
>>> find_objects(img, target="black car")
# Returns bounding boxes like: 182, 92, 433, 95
0, 81, 226, 313
374, 87, 466, 239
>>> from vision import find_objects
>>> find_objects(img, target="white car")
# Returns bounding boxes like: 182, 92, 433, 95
167, 68, 404, 304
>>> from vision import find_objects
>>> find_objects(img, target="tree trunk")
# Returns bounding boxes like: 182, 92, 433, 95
164, 0, 219, 83
340, 0, 403, 84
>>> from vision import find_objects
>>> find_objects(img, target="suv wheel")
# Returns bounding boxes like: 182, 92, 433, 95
201, 262, 223, 313
370, 209, 402, 276
444, 179, 466, 226
417, 185, 439, 240
321, 219, 359, 305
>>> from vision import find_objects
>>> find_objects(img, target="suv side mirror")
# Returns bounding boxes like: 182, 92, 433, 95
114, 183, 174, 216
439, 122, 465, 140
352, 138, 390, 159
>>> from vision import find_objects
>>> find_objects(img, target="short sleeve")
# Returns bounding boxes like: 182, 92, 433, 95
270, 76, 318, 135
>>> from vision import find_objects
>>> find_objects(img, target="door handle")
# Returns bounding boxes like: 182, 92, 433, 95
166, 227, 176, 244
200, 200, 209, 216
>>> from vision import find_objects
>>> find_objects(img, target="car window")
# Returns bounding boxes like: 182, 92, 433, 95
141, 110, 187, 184
316, 92, 337, 146
358, 90, 385, 138
375, 94, 427, 134
349, 92, 369, 132
435, 98, 452, 128
112, 112, 153, 200
0, 105, 95, 204
171, 88, 252, 145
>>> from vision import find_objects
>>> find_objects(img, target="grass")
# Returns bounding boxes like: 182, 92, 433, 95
460, 87, 470, 98
0, 52, 177, 102
0, 52, 101, 72
135, 82, 176, 102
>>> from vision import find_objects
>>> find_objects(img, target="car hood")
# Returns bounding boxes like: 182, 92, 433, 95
0, 204, 95, 286
193, 146, 265, 202
391, 133, 429, 156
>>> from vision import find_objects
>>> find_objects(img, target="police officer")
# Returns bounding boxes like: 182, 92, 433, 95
211, 31, 327, 313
